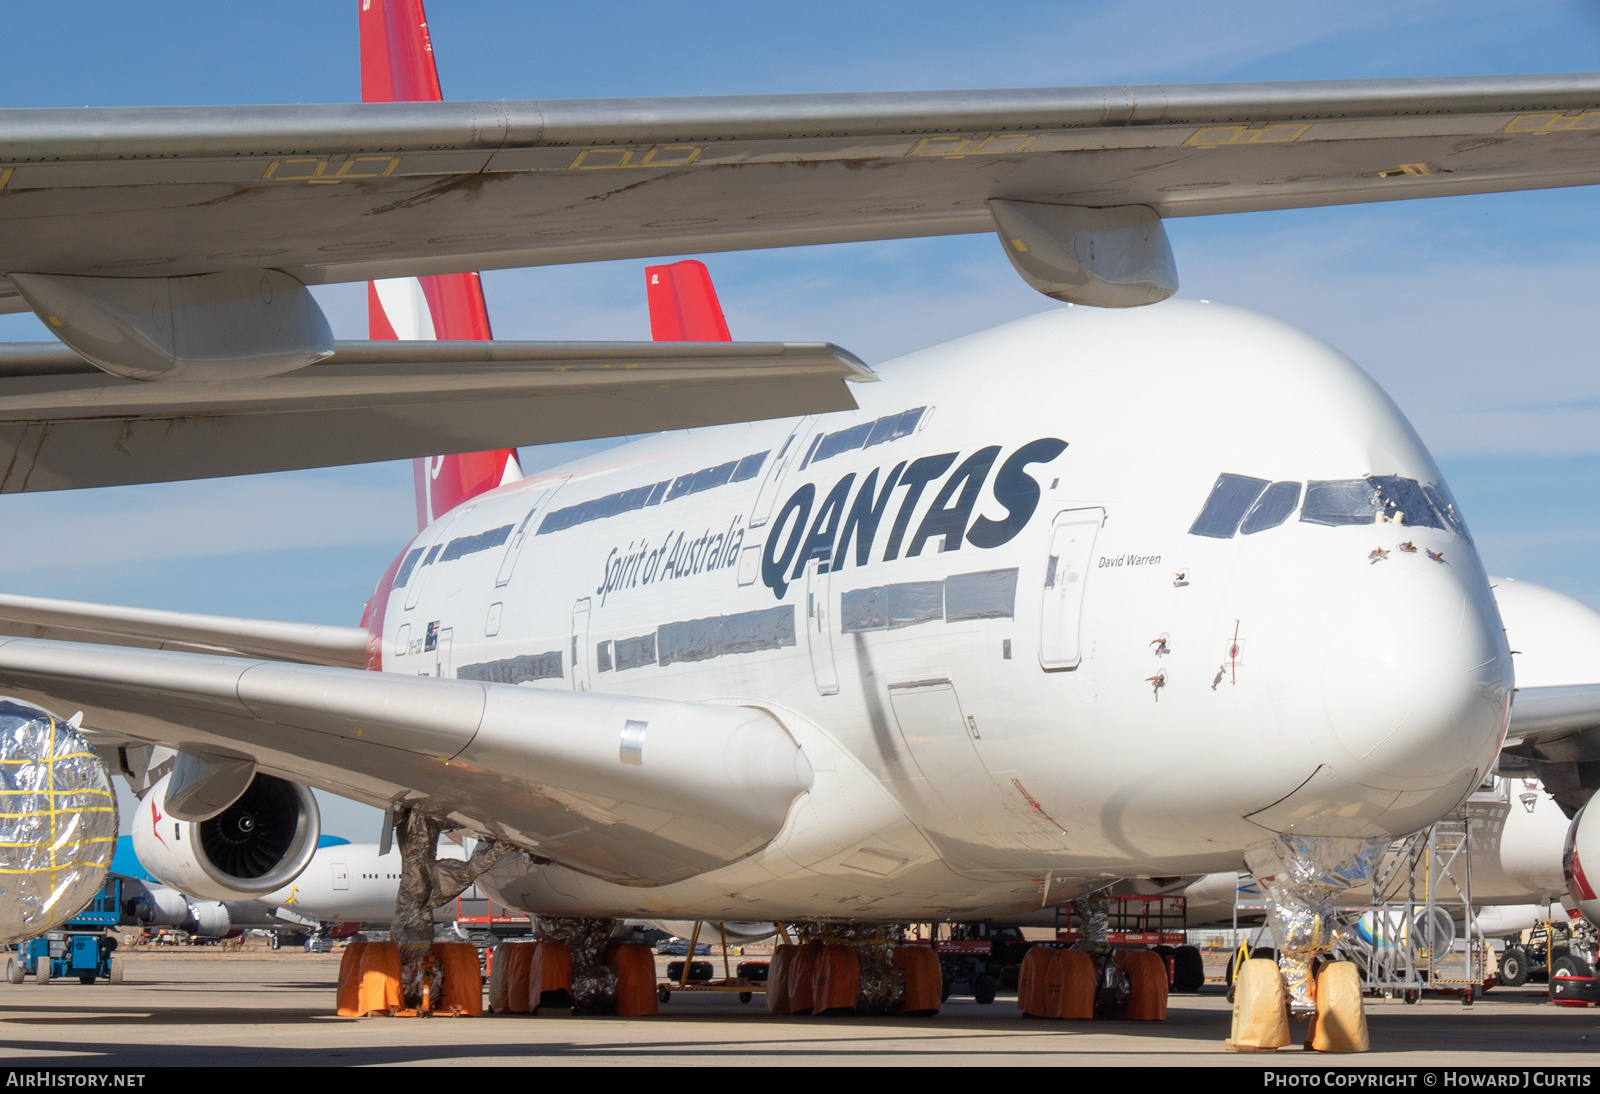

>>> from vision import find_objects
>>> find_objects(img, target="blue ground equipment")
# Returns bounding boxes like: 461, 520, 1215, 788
6, 876, 123, 985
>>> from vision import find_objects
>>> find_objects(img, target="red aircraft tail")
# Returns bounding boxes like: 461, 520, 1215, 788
645, 260, 733, 342
360, 0, 521, 531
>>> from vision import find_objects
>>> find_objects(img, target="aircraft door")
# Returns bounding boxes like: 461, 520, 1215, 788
750, 416, 817, 528
805, 558, 838, 695
496, 478, 568, 588
1039, 508, 1104, 670
434, 627, 453, 678
405, 506, 473, 612
332, 863, 348, 891
571, 598, 592, 691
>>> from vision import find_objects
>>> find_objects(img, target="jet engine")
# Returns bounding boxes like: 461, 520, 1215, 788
132, 771, 320, 901
1563, 801, 1600, 927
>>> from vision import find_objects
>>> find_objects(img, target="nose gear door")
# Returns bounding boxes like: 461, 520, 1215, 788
1039, 507, 1104, 670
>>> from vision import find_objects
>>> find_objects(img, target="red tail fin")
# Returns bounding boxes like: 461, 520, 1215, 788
361, 0, 519, 531
646, 261, 733, 342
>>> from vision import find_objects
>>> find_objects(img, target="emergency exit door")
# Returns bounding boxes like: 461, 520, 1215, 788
1039, 508, 1103, 670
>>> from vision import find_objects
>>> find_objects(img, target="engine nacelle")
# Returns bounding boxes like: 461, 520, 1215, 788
1563, 801, 1600, 927
133, 771, 320, 901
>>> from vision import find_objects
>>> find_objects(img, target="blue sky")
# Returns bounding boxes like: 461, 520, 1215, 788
3, 2, 1598, 835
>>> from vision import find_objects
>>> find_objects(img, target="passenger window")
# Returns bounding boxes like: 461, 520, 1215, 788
1188, 474, 1269, 538
1240, 481, 1301, 535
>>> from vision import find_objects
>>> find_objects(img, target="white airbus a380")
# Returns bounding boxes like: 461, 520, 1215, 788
2, 1, 1600, 1028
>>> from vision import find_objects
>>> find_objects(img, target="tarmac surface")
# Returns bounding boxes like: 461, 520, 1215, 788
0, 953, 1595, 1067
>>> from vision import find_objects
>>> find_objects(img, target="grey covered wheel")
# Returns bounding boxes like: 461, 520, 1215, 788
34, 957, 48, 985
5, 958, 19, 985
108, 958, 122, 985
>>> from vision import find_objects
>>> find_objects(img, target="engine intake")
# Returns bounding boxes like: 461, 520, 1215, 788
133, 771, 320, 901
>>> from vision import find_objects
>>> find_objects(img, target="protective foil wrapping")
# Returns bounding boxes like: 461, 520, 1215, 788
1072, 891, 1111, 953
0, 700, 117, 944
793, 921, 905, 1013
533, 916, 617, 1014
1247, 835, 1387, 1014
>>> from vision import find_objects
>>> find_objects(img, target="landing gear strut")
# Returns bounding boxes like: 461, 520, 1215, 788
391, 807, 508, 1008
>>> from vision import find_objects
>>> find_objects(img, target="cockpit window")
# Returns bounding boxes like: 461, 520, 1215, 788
1188, 474, 1269, 539
1301, 476, 1445, 530
1240, 481, 1301, 535
1424, 482, 1472, 541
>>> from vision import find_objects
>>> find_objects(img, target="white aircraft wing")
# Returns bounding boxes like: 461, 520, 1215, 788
0, 636, 811, 886
0, 339, 869, 491
0, 593, 371, 668
0, 76, 1596, 300
1501, 684, 1600, 814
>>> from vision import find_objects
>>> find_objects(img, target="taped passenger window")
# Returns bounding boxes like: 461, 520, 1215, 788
1188, 474, 1270, 538
944, 568, 1019, 621
394, 548, 426, 588
614, 634, 658, 671
1240, 481, 1302, 535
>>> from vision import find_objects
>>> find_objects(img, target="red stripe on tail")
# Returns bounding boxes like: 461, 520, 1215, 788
361, 0, 519, 532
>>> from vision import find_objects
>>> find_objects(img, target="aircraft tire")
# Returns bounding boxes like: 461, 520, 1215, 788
1172, 946, 1206, 993
1498, 947, 1529, 987
1552, 954, 1594, 982
739, 992, 752, 1004
973, 974, 997, 1005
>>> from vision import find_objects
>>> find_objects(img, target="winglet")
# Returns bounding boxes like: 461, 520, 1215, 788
646, 260, 733, 342
361, 0, 520, 531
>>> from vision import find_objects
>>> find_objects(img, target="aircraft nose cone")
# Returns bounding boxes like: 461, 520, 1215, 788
1320, 552, 1511, 785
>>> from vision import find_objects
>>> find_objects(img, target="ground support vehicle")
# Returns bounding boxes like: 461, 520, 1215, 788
6, 878, 123, 985
655, 921, 766, 1005
938, 899, 1205, 1001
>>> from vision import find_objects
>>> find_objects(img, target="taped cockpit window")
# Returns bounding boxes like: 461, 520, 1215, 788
1302, 476, 1445, 529
1367, 476, 1444, 530
945, 568, 1019, 621
457, 651, 563, 685
1240, 481, 1302, 535
394, 547, 426, 588
1300, 479, 1373, 526
614, 633, 658, 671
1424, 483, 1471, 541
1188, 474, 1269, 538
439, 524, 514, 562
